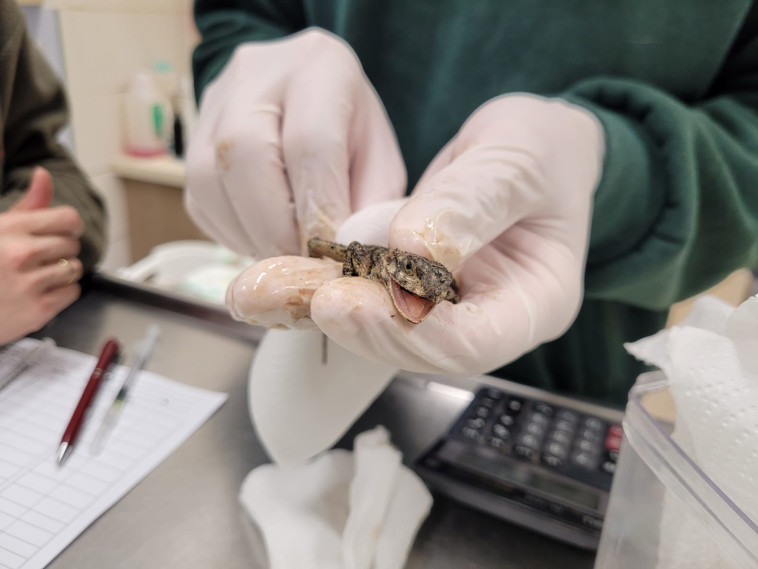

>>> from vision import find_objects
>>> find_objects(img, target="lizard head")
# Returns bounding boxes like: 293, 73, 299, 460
383, 250, 460, 324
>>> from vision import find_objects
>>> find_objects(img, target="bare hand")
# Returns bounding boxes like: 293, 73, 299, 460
0, 168, 84, 344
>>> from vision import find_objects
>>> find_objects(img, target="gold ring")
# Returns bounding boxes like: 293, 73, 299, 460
58, 258, 77, 285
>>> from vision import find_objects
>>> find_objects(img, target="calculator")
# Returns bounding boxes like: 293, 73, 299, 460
414, 383, 624, 550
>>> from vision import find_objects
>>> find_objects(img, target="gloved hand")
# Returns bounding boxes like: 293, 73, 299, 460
228, 94, 605, 375
185, 28, 406, 258
0, 168, 83, 345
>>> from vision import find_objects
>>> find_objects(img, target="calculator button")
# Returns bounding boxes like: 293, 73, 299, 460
556, 409, 580, 424
582, 417, 605, 432
577, 428, 602, 442
480, 396, 498, 408
576, 438, 600, 453
514, 444, 536, 460
486, 435, 507, 449
525, 422, 546, 438
548, 430, 572, 446
600, 460, 616, 474
528, 412, 550, 426
505, 397, 524, 414
571, 451, 601, 470
484, 388, 505, 400
473, 405, 491, 419
544, 441, 569, 460
605, 433, 622, 452
460, 426, 480, 440
492, 424, 512, 439
552, 419, 576, 434
465, 417, 486, 430
533, 401, 554, 417
498, 414, 516, 427
541, 453, 566, 469
608, 424, 623, 438
518, 433, 541, 449
608, 449, 619, 462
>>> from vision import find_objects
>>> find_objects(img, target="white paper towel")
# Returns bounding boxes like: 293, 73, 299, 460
625, 295, 758, 569
239, 426, 432, 569
248, 328, 398, 465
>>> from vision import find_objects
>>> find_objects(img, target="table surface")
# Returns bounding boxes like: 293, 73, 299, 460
37, 276, 597, 569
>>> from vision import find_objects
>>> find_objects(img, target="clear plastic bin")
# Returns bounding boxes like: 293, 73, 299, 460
594, 372, 758, 569
116, 240, 255, 305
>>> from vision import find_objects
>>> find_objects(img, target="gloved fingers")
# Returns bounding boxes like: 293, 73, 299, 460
226, 255, 343, 329
281, 65, 354, 248
215, 95, 300, 257
311, 240, 583, 375
185, 81, 257, 254
390, 136, 549, 270
280, 29, 406, 249
310, 275, 512, 374
335, 199, 407, 246
392, 95, 604, 270
224, 198, 406, 331
409, 138, 455, 197
347, 85, 407, 212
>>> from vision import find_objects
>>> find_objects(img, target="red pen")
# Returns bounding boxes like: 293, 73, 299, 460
57, 338, 121, 465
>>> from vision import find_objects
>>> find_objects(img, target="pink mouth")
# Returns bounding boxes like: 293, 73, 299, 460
389, 279, 435, 324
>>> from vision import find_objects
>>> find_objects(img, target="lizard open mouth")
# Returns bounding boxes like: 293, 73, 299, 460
389, 279, 436, 324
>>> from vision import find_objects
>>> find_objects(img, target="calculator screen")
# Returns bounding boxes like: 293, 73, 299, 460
527, 469, 599, 510
449, 444, 601, 510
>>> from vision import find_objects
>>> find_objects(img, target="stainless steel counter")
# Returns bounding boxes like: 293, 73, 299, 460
37, 276, 596, 569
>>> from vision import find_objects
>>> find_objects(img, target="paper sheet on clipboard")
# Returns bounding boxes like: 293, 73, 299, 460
0, 338, 227, 569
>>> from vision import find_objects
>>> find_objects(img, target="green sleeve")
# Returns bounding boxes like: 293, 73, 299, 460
563, 7, 758, 311
193, 0, 305, 103
0, 0, 106, 272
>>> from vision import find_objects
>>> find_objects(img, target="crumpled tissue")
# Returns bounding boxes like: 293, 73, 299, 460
625, 294, 758, 569
240, 426, 432, 569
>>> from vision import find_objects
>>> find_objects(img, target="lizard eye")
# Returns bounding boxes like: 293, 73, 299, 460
404, 259, 414, 272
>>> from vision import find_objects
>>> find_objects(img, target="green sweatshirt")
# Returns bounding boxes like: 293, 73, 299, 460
1, 0, 106, 271
193, 0, 758, 405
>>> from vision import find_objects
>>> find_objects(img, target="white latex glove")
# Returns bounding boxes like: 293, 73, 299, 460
239, 426, 432, 569
227, 94, 604, 375
185, 28, 406, 258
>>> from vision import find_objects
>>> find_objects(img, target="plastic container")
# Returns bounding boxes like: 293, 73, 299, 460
123, 70, 174, 157
594, 371, 758, 569
116, 240, 255, 306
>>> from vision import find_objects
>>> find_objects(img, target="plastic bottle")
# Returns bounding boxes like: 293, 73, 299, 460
170, 75, 197, 159
123, 70, 174, 157
177, 75, 197, 146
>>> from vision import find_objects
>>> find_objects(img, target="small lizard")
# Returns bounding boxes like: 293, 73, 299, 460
308, 237, 460, 324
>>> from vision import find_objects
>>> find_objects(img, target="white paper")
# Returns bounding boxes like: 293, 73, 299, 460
0, 338, 227, 569
248, 329, 397, 466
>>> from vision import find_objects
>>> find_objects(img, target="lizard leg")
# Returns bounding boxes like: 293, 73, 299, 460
344, 241, 374, 278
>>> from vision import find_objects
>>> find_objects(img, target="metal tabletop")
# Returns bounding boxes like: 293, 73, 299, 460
37, 275, 596, 569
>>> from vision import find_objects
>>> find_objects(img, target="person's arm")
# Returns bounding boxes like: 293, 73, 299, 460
0, 0, 106, 272
563, 5, 758, 310
193, 0, 305, 103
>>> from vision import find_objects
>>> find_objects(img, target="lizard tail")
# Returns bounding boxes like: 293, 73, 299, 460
307, 237, 348, 263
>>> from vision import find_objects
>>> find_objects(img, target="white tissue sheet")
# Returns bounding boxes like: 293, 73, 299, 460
625, 295, 758, 569
248, 328, 398, 465
239, 426, 433, 569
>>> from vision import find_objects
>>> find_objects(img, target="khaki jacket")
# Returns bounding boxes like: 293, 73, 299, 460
0, 0, 106, 271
